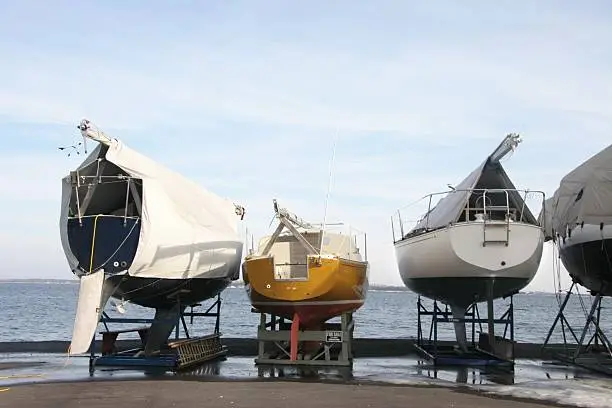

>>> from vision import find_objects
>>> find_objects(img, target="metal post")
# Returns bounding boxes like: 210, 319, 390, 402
341, 313, 350, 362
215, 294, 221, 334
88, 335, 96, 376
595, 298, 602, 348
417, 296, 422, 345
574, 293, 602, 360
175, 297, 181, 340
433, 301, 438, 358
258, 313, 266, 360
487, 280, 495, 349
102, 312, 110, 332
181, 314, 190, 339
560, 311, 569, 356
510, 295, 515, 359
542, 283, 575, 347
475, 304, 483, 333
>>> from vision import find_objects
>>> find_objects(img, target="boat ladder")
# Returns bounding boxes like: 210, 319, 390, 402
481, 190, 511, 247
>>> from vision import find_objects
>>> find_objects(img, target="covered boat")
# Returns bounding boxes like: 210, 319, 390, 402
539, 144, 612, 295
392, 134, 545, 350
61, 119, 245, 355
242, 199, 368, 329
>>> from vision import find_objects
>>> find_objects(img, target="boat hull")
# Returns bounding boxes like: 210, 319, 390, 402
65, 215, 240, 309
243, 255, 368, 327
395, 222, 543, 307
558, 224, 612, 296
106, 275, 232, 309
66, 215, 141, 275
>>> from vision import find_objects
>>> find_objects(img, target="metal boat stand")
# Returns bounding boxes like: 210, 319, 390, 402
253, 309, 354, 368
542, 282, 612, 376
88, 293, 227, 374
414, 295, 515, 367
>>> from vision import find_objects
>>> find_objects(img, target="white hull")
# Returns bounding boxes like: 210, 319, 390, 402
394, 221, 544, 306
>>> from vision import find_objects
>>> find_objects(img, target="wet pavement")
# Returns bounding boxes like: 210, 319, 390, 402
0, 380, 562, 408
0, 353, 611, 407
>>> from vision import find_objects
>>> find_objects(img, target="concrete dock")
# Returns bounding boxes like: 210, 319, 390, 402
0, 380, 561, 408
2, 339, 608, 408
0, 338, 579, 359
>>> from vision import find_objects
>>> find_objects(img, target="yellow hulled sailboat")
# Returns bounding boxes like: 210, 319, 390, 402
242, 199, 369, 329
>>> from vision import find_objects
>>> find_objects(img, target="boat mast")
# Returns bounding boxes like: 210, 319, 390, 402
77, 119, 113, 153
320, 131, 338, 254
260, 200, 319, 257
489, 133, 521, 164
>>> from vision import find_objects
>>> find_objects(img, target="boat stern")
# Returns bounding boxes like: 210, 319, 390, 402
395, 221, 544, 306
450, 221, 544, 277
243, 254, 368, 324
244, 255, 336, 302
59, 143, 144, 277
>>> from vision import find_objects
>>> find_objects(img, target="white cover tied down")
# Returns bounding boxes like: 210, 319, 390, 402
60, 138, 244, 280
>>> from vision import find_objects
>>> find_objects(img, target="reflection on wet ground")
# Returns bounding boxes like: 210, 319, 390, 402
1, 354, 611, 407
0, 353, 603, 385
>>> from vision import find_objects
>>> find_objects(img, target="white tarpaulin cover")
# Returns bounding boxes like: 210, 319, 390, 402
60, 138, 244, 280
539, 144, 612, 238
69, 270, 105, 354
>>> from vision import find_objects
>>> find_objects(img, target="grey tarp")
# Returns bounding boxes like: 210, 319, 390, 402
413, 160, 486, 230
412, 158, 532, 231
538, 144, 612, 238
538, 196, 554, 239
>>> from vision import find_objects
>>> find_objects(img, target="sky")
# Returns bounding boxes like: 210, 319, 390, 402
0, 1, 611, 292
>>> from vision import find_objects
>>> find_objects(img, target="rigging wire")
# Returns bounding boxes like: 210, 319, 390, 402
319, 130, 338, 254
552, 241, 561, 308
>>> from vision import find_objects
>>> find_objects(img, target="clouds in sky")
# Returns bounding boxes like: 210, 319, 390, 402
0, 1, 611, 292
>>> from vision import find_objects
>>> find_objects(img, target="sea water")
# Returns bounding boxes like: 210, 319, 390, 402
0, 281, 608, 344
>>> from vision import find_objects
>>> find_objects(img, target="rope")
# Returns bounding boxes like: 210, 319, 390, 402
602, 232, 612, 275
89, 219, 140, 274
88, 215, 100, 274
552, 242, 560, 306
577, 245, 592, 318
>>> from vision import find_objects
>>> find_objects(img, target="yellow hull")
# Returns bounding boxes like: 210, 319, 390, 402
242, 255, 368, 326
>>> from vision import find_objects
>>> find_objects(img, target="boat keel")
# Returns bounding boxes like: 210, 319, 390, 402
451, 305, 469, 353
144, 304, 186, 356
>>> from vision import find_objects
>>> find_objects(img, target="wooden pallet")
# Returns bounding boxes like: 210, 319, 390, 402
168, 333, 227, 370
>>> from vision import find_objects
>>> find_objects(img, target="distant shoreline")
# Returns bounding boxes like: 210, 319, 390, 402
0, 279, 559, 294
